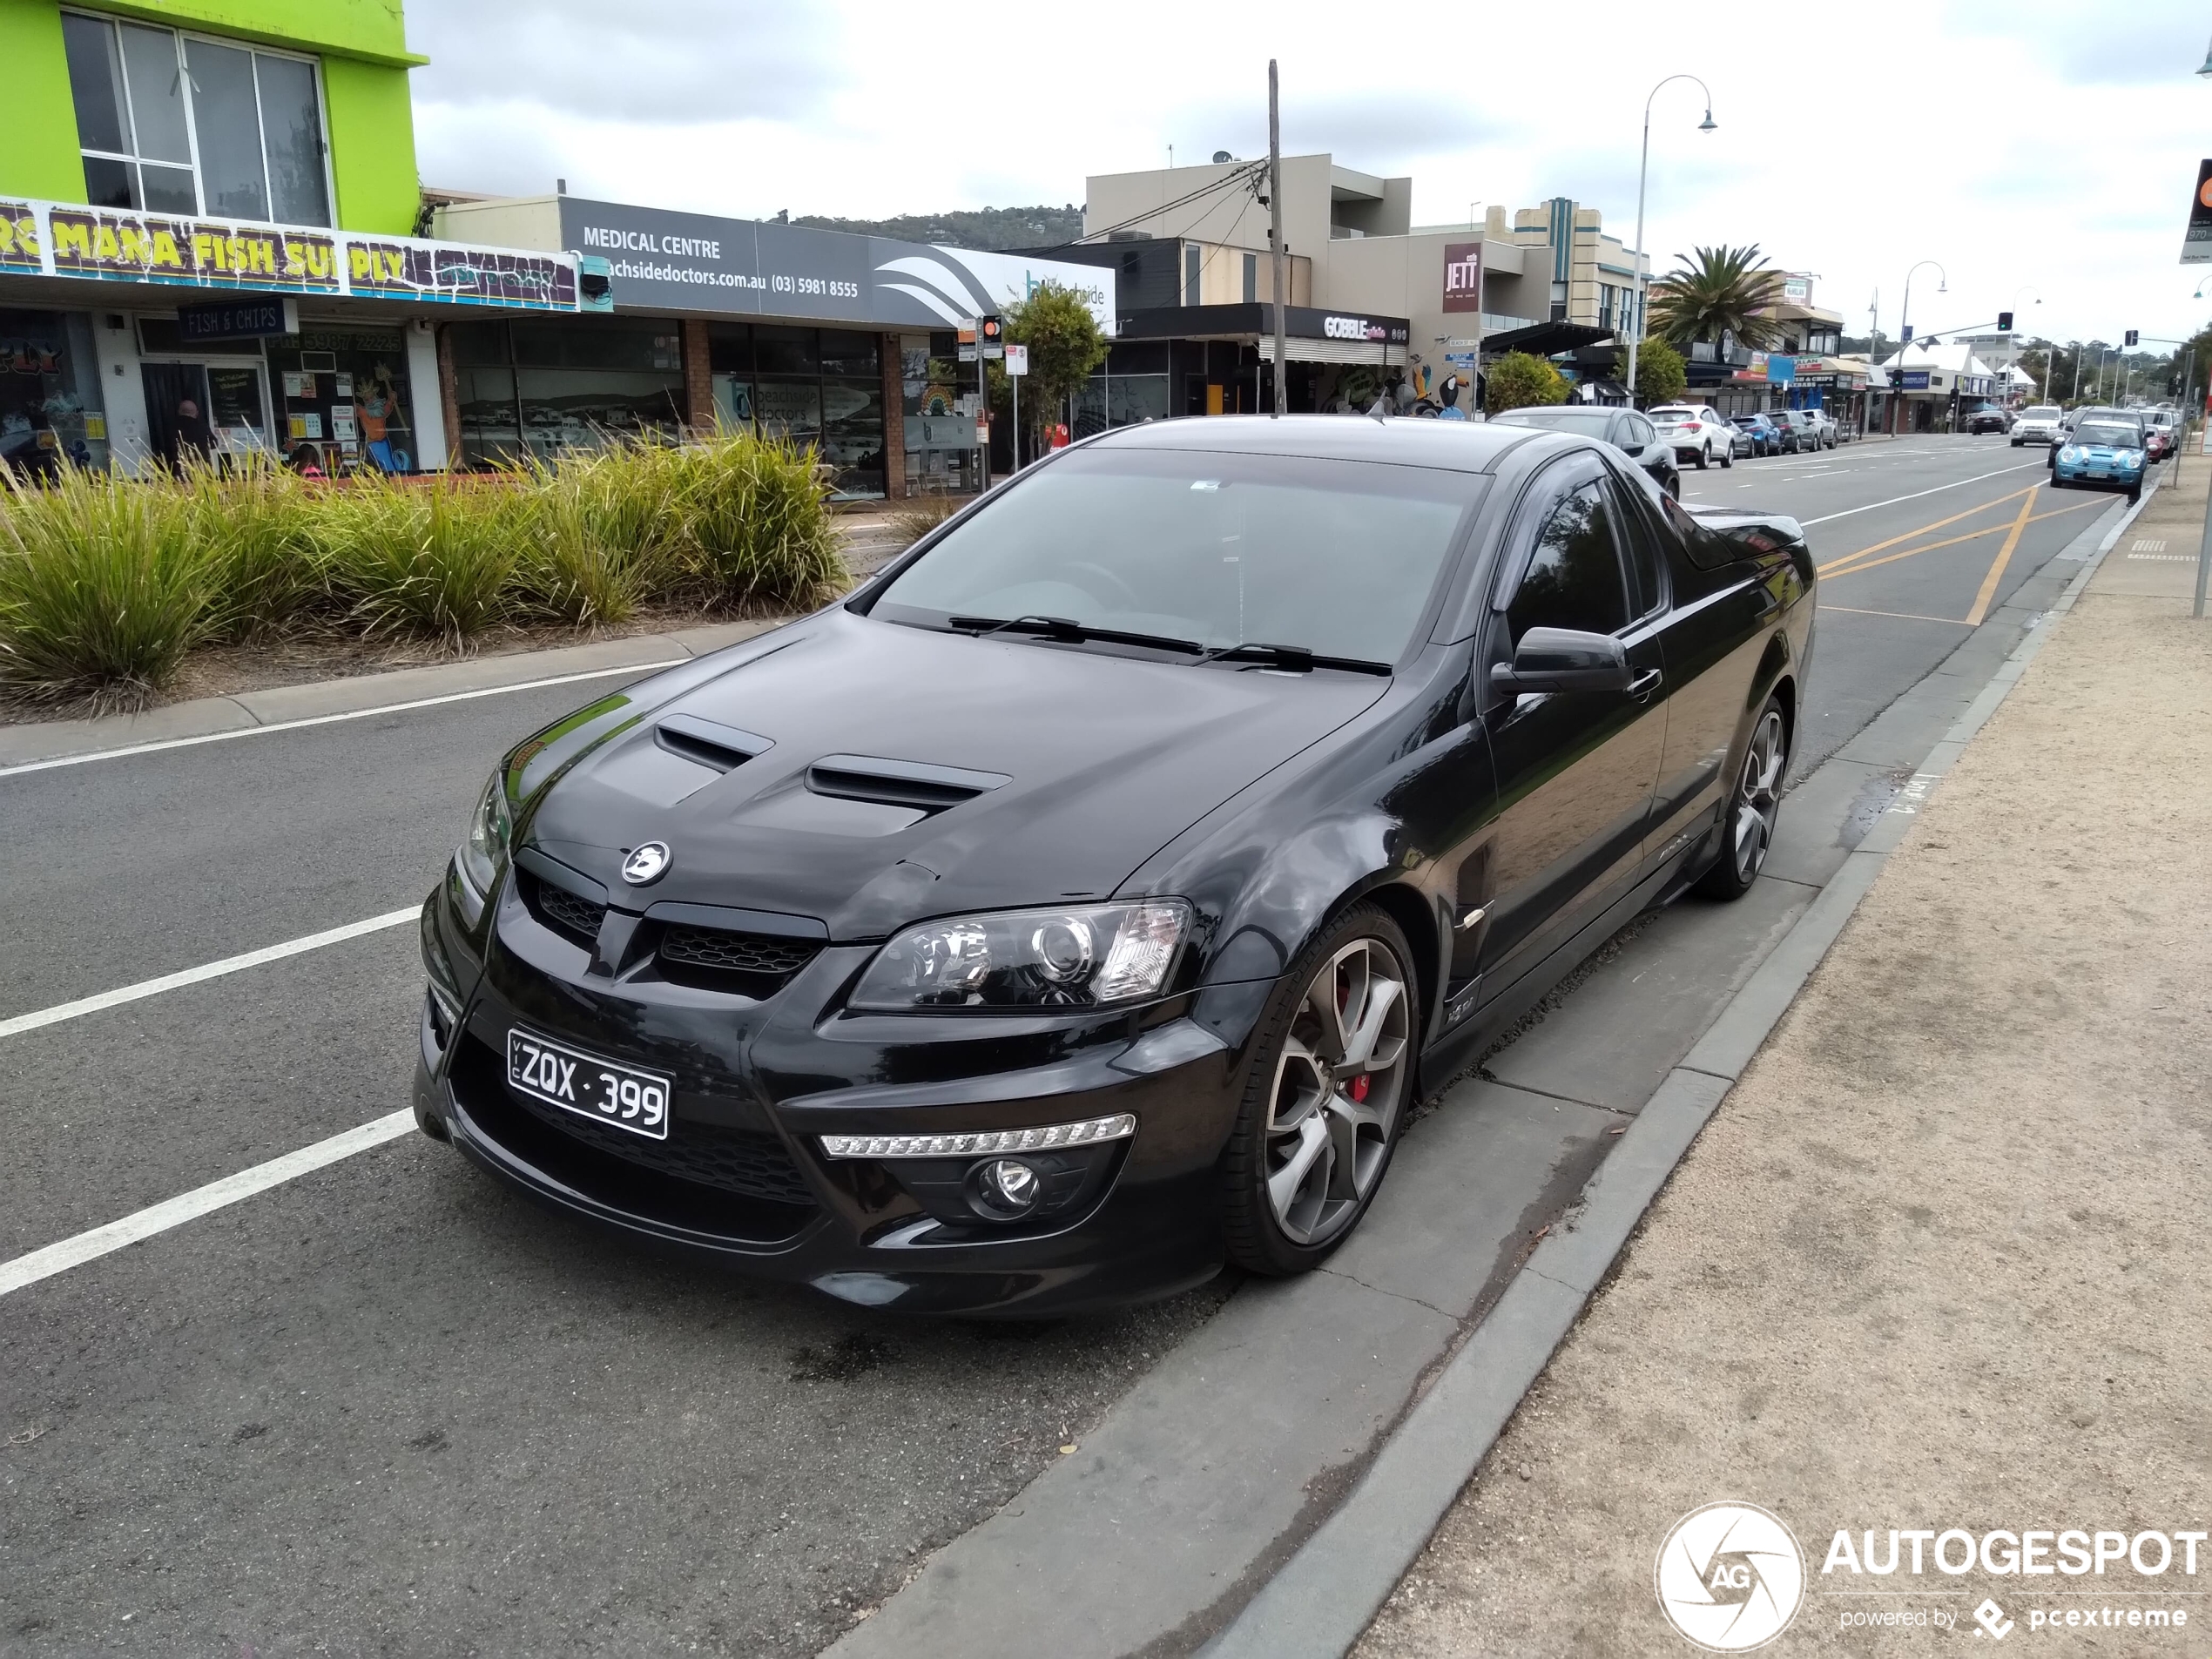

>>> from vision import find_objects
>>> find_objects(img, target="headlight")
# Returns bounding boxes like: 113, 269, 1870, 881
850, 900, 1190, 1011
2119, 450, 2142, 467
457, 772, 509, 896
2058, 446, 2079, 462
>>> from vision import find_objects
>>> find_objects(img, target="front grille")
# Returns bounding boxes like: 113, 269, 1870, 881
448, 1035, 819, 1237
510, 1088, 816, 1205
529, 876, 606, 945
659, 927, 820, 977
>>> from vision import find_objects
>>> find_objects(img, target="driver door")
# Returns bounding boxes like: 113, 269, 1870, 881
1465, 458, 1669, 1007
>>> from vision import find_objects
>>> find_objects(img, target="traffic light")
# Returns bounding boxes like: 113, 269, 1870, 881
978, 316, 1003, 346
2126, 329, 2140, 347
1996, 311, 2013, 332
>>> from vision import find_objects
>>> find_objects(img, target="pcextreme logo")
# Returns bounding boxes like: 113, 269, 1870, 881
1656, 1502, 1807, 1651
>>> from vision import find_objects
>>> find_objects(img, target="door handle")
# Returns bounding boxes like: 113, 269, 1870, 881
1627, 667, 1663, 701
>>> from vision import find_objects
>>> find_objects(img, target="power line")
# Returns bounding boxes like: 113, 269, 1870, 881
1027, 161, 1270, 254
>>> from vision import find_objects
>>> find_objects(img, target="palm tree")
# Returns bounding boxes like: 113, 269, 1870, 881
1648, 245, 1785, 354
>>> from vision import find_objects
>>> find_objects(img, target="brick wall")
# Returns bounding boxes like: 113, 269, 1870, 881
682, 319, 714, 431
880, 331, 906, 498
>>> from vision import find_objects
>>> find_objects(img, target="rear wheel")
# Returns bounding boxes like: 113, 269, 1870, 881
1221, 906, 1418, 1276
1696, 698, 1786, 901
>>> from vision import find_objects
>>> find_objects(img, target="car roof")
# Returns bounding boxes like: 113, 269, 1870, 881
1080, 413, 1548, 474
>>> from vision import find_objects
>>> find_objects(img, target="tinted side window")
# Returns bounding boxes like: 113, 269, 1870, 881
1628, 415, 1656, 446
1608, 479, 1665, 617
1507, 482, 1628, 641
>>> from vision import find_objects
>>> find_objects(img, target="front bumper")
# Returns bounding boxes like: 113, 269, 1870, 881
2054, 460, 2142, 489
413, 869, 1256, 1316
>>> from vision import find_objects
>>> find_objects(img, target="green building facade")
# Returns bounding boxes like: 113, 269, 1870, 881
0, 0, 591, 477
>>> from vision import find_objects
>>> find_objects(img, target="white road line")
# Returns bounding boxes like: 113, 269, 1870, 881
0, 1109, 415, 1298
0, 658, 687, 779
0, 908, 419, 1040
1800, 462, 2045, 526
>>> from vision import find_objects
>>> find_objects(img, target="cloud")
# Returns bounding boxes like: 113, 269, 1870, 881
408, 0, 846, 128
399, 0, 2212, 346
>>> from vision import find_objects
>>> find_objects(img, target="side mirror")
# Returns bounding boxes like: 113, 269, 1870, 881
1491, 627, 1632, 693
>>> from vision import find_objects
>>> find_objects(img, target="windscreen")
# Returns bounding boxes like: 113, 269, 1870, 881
1499, 408, 1617, 438
871, 448, 1485, 665
2023, 407, 2059, 418
2074, 425, 2139, 449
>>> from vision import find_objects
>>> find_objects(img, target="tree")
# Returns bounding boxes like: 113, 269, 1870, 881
1616, 338, 1686, 407
989, 280, 1109, 452
1484, 351, 1568, 415
1648, 245, 1785, 354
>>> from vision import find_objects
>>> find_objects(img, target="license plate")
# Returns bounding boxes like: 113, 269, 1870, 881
507, 1028, 672, 1139
2085, 469, 2109, 479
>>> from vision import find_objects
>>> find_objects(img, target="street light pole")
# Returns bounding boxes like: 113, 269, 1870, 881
1268, 59, 1285, 419
1623, 73, 1716, 408
1891, 260, 1946, 434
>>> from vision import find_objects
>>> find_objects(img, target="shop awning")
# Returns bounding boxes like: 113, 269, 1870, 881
1480, 320, 1615, 358
1257, 336, 1406, 366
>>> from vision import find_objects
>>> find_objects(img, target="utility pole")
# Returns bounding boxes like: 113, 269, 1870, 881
1269, 59, 1286, 417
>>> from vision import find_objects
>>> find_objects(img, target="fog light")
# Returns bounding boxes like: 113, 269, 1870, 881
973, 1157, 1042, 1219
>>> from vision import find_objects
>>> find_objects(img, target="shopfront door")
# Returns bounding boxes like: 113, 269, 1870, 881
140, 362, 212, 471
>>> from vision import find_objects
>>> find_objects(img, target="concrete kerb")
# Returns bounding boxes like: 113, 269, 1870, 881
1197, 493, 2129, 1659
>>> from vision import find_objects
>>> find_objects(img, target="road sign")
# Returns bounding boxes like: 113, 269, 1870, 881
2183, 161, 2212, 264
1003, 344, 1028, 376
958, 344, 978, 362
974, 418, 989, 446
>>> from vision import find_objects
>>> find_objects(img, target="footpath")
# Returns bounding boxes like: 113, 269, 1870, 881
1353, 461, 2212, 1655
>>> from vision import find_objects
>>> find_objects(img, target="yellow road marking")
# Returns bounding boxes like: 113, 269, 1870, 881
1818, 492, 2098, 585
1963, 488, 2038, 626
1815, 484, 2039, 576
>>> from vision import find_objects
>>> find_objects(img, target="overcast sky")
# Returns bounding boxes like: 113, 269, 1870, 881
408, 1, 2212, 354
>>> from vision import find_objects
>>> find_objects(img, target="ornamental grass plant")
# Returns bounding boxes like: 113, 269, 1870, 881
0, 428, 846, 711
0, 463, 218, 710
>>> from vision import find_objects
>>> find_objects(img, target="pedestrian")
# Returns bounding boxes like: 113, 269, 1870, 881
173, 395, 212, 469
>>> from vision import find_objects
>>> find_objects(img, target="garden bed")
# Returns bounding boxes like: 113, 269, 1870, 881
0, 431, 845, 717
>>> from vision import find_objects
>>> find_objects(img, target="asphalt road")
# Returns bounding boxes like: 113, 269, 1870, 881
0, 435, 2131, 1657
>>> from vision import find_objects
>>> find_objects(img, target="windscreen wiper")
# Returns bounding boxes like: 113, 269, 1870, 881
1193, 641, 1392, 676
948, 615, 1204, 655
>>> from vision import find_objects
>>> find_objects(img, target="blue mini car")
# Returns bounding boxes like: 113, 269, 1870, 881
2052, 418, 2147, 501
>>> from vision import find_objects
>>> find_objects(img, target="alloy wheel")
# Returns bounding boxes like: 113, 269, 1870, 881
1730, 708, 1786, 884
1261, 937, 1413, 1246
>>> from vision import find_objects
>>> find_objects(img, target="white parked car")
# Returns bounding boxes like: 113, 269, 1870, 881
1797, 408, 1838, 449
2010, 406, 2063, 447
1647, 404, 1736, 469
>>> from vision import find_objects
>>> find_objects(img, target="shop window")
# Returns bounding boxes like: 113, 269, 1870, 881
266, 328, 419, 474
451, 320, 684, 467
0, 309, 110, 476
61, 11, 332, 226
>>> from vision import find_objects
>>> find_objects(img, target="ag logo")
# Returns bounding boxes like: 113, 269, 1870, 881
1655, 1501, 1805, 1651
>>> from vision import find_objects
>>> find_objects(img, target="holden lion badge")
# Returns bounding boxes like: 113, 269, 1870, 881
620, 841, 671, 886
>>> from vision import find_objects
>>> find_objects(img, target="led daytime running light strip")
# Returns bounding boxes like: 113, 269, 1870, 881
820, 1112, 1136, 1160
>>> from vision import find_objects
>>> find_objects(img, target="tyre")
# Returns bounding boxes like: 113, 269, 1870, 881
1696, 444, 1710, 470
1722, 442, 1735, 469
1695, 698, 1787, 901
2011, 438, 2022, 447
1220, 904, 1419, 1276
2128, 483, 2142, 503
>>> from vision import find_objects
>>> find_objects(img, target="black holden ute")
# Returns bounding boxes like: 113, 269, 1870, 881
413, 415, 1815, 1316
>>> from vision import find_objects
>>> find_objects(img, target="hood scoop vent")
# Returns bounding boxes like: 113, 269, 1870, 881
657, 714, 774, 773
804, 753, 1011, 815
